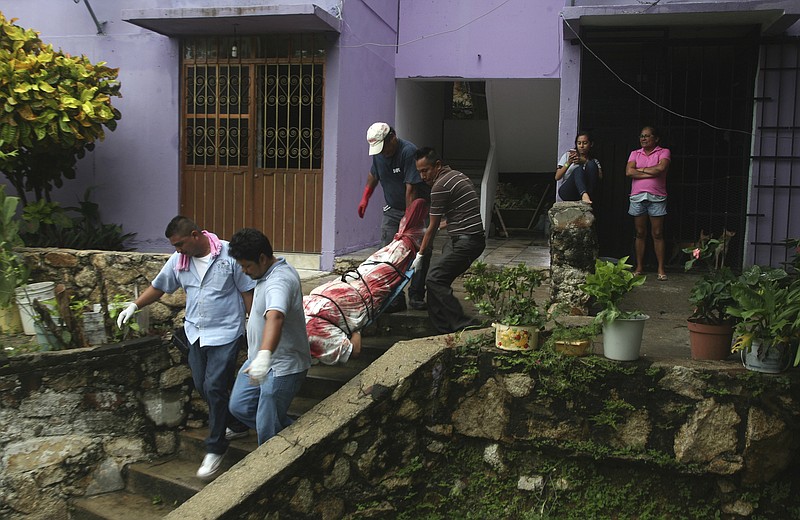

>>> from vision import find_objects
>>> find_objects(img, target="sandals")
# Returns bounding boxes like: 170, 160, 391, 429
632, 271, 667, 281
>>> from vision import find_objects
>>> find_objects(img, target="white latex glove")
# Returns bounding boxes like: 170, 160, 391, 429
116, 303, 138, 329
246, 350, 272, 384
410, 252, 424, 272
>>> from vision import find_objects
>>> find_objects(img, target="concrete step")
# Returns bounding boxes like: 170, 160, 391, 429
290, 395, 322, 417
69, 316, 433, 519
176, 427, 258, 464
363, 310, 437, 338
295, 334, 410, 401
124, 457, 206, 506
71, 490, 177, 520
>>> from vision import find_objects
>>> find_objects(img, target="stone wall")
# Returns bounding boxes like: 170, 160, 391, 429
548, 202, 598, 314
168, 333, 800, 519
19, 248, 185, 331
0, 337, 191, 519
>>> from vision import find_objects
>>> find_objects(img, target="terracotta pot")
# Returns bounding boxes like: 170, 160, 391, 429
493, 323, 539, 351
687, 320, 734, 361
554, 339, 592, 356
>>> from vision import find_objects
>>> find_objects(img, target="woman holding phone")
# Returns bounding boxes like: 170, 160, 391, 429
555, 131, 602, 204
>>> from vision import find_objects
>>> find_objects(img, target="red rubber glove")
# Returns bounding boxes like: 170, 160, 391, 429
358, 185, 375, 218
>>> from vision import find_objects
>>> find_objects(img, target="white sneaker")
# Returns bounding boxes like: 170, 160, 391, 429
225, 427, 248, 440
196, 452, 225, 480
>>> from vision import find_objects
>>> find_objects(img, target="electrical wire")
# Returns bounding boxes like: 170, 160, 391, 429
561, 12, 753, 136
338, 0, 515, 49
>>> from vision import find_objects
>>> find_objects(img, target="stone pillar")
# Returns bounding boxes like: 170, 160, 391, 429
548, 202, 598, 314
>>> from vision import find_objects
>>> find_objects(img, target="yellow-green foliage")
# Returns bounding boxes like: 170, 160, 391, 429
0, 13, 121, 149
0, 12, 121, 201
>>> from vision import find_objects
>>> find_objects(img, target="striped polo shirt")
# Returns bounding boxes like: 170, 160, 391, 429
430, 166, 484, 236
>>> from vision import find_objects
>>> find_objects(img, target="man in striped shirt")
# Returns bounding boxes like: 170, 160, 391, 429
411, 147, 485, 333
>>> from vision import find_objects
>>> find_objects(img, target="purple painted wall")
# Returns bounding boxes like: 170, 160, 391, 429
395, 0, 564, 79
0, 0, 401, 265
0, 1, 180, 252
7, 0, 798, 270
321, 0, 401, 267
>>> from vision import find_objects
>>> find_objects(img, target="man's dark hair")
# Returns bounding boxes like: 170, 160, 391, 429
229, 228, 274, 263
414, 146, 440, 165
165, 215, 200, 238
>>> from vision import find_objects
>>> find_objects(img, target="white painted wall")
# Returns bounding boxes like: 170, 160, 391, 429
491, 79, 561, 173
396, 81, 445, 152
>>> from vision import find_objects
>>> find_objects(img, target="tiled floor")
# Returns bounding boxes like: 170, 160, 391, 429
321, 232, 548, 281
307, 231, 702, 362
479, 235, 550, 268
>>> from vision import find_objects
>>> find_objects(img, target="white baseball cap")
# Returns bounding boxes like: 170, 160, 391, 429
366, 122, 391, 156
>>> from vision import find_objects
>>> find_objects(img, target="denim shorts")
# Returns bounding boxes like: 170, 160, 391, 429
628, 198, 667, 217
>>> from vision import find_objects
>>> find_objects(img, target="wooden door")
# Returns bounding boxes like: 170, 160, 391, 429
181, 35, 324, 252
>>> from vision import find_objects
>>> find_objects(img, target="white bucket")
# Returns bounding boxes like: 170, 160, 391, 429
601, 315, 649, 361
14, 282, 56, 335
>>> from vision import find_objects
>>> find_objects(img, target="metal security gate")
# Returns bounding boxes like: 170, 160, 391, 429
181, 34, 325, 252
748, 39, 800, 267
579, 26, 759, 269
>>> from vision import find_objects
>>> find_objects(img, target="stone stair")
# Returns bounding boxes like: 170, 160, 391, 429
70, 311, 436, 519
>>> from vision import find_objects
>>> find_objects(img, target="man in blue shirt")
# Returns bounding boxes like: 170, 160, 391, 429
117, 216, 255, 480
227, 228, 311, 446
358, 122, 430, 311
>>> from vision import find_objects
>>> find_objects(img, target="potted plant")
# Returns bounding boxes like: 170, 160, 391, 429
682, 236, 738, 360
463, 261, 546, 350
580, 256, 648, 361
547, 321, 599, 356
726, 265, 800, 373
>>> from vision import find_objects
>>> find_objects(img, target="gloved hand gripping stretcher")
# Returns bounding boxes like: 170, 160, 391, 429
304, 199, 428, 365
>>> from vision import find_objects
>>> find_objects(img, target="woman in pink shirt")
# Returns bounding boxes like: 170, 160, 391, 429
625, 126, 671, 281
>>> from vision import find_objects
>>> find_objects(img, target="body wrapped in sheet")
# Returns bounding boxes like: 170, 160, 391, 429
304, 199, 428, 364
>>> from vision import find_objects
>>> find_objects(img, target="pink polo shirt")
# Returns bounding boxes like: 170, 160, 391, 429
628, 146, 670, 197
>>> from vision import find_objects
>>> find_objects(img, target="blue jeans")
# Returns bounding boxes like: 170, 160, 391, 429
558, 160, 599, 201
229, 361, 307, 445
187, 336, 243, 454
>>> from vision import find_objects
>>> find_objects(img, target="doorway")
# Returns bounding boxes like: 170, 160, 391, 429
180, 34, 325, 252
578, 26, 759, 269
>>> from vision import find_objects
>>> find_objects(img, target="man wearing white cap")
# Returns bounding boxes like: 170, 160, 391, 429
358, 122, 430, 311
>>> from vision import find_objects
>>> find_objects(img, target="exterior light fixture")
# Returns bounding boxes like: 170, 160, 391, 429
231, 24, 238, 58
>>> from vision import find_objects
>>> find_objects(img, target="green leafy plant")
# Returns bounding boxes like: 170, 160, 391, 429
20, 188, 135, 250
463, 262, 545, 327
726, 265, 800, 363
549, 322, 600, 343
784, 238, 800, 274
683, 236, 737, 325
580, 256, 646, 324
107, 294, 141, 341
0, 13, 121, 205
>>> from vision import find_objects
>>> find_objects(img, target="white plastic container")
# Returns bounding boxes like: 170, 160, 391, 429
601, 315, 649, 361
82, 310, 107, 346
14, 282, 56, 335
